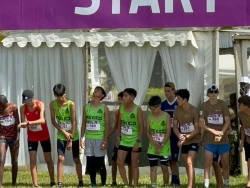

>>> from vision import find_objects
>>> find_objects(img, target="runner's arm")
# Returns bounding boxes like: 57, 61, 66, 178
108, 110, 118, 138
80, 104, 87, 139
13, 105, 20, 134
27, 101, 46, 125
173, 110, 180, 138
49, 101, 65, 134
104, 105, 110, 142
146, 117, 154, 143
227, 125, 232, 135
70, 101, 77, 139
186, 109, 200, 139
20, 105, 26, 123
137, 107, 144, 140
162, 114, 171, 145
221, 116, 230, 134
199, 118, 215, 133
240, 124, 245, 146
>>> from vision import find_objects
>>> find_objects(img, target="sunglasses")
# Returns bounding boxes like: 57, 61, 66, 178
149, 105, 160, 110
208, 90, 218, 94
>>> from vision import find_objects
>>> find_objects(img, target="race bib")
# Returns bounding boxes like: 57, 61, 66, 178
152, 133, 164, 142
180, 123, 195, 133
29, 124, 42, 132
60, 122, 72, 131
0, 116, 15, 126
121, 125, 132, 136
245, 128, 250, 136
207, 114, 223, 125
86, 121, 100, 131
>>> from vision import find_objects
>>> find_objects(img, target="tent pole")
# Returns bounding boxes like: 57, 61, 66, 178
212, 30, 220, 87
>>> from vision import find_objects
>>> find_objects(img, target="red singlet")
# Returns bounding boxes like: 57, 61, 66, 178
0, 104, 17, 139
24, 101, 50, 142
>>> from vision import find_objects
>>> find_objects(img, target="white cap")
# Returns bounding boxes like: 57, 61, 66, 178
240, 76, 250, 84
208, 84, 219, 91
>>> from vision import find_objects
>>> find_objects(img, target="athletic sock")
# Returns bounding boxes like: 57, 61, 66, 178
176, 175, 180, 185
204, 179, 210, 188
224, 179, 229, 186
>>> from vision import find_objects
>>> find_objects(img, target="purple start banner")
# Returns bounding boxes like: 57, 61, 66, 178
0, 0, 249, 30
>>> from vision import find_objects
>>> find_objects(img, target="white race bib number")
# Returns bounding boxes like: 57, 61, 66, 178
0, 116, 15, 126
180, 123, 195, 133
29, 124, 42, 132
121, 125, 132, 136
207, 114, 223, 125
86, 121, 100, 131
59, 122, 72, 131
245, 128, 250, 136
152, 133, 164, 142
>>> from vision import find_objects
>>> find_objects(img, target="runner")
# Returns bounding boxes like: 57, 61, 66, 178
173, 89, 200, 188
49, 84, 83, 188
239, 76, 250, 96
238, 95, 250, 188
199, 84, 230, 188
161, 82, 180, 186
116, 88, 143, 187
18, 90, 55, 188
80, 86, 109, 187
0, 95, 20, 188
108, 91, 132, 186
147, 96, 171, 187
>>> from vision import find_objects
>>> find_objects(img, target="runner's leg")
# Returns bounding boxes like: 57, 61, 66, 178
57, 140, 67, 186
28, 141, 39, 186
160, 157, 170, 186
131, 151, 140, 187
185, 151, 197, 188
204, 148, 214, 188
220, 145, 230, 187
212, 154, 223, 188
0, 140, 7, 187
9, 140, 19, 186
111, 147, 118, 185
117, 149, 129, 185
41, 140, 55, 185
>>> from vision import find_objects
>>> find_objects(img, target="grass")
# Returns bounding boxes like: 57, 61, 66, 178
1, 168, 248, 187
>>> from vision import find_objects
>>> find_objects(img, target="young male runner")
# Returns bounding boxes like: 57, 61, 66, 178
0, 95, 19, 188
147, 96, 171, 187
173, 89, 200, 188
50, 84, 83, 188
80, 86, 109, 188
199, 84, 230, 188
19, 90, 55, 188
161, 82, 180, 186
108, 92, 132, 186
238, 95, 250, 188
116, 88, 144, 187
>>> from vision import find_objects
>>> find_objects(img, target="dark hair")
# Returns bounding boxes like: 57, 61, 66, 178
0, 95, 7, 105
118, 91, 124, 98
164, 82, 175, 90
95, 86, 106, 100
53, 84, 66, 96
148, 96, 161, 106
124, 88, 137, 98
175, 89, 190, 102
238, 95, 250, 108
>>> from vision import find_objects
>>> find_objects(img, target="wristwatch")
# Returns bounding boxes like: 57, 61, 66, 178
136, 139, 141, 143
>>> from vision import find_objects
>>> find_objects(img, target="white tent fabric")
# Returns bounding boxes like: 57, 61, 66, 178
158, 41, 205, 106
0, 43, 85, 173
104, 43, 157, 105
1, 31, 198, 48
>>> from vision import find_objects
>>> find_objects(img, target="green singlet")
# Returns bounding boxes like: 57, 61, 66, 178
147, 113, 171, 156
54, 100, 79, 141
120, 104, 141, 147
85, 103, 105, 140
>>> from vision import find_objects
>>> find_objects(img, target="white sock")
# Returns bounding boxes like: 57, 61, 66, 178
224, 179, 230, 186
204, 179, 210, 187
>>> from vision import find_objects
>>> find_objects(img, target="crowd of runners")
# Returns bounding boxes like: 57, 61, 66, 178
0, 80, 250, 188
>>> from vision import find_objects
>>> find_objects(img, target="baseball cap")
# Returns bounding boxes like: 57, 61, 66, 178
240, 76, 250, 84
164, 82, 176, 90
208, 84, 219, 91
22, 90, 34, 104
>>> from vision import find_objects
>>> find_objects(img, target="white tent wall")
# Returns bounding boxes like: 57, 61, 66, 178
0, 43, 86, 174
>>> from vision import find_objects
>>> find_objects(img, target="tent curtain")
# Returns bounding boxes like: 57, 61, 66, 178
0, 43, 85, 173
159, 42, 205, 106
104, 43, 157, 105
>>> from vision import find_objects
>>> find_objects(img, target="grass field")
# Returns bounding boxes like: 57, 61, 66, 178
1, 168, 248, 187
